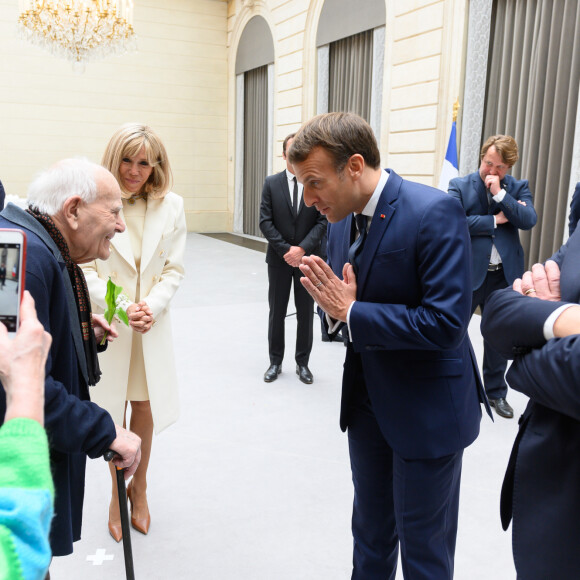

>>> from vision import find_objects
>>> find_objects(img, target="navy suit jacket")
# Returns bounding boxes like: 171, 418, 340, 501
327, 170, 486, 459
448, 172, 537, 289
0, 204, 116, 556
568, 181, 580, 236
259, 170, 326, 265
481, 231, 580, 578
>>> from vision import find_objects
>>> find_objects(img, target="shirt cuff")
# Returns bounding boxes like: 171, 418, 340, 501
543, 304, 576, 340
326, 313, 342, 334
325, 301, 356, 338
493, 188, 506, 202
345, 301, 356, 341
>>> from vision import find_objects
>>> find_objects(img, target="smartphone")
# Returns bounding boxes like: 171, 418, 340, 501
0, 229, 27, 336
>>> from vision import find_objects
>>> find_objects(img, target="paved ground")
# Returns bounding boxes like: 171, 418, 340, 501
50, 232, 524, 579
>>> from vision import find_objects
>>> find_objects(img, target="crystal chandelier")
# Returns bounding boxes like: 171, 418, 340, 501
18, 0, 137, 72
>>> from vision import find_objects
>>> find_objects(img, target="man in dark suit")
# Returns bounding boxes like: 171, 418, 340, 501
259, 134, 326, 384
568, 181, 580, 236
449, 135, 537, 418
0, 159, 141, 561
0, 179, 5, 211
290, 112, 487, 579
481, 240, 580, 578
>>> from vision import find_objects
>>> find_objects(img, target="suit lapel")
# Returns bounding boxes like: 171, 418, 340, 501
339, 214, 354, 264
473, 174, 489, 213
355, 170, 399, 297
279, 171, 294, 215
109, 206, 136, 271
141, 198, 166, 271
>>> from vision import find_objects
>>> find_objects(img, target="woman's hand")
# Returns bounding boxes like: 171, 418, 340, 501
127, 301, 154, 334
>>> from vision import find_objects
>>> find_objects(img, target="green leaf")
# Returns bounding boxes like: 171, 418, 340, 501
116, 307, 129, 326
103, 277, 124, 324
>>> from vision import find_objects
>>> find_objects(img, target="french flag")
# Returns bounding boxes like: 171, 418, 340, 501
438, 121, 458, 192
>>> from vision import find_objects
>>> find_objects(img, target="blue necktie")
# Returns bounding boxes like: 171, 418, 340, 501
348, 213, 368, 276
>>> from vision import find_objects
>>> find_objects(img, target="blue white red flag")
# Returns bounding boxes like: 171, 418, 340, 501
438, 121, 458, 192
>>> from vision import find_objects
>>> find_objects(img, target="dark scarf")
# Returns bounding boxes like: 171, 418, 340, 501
27, 207, 101, 386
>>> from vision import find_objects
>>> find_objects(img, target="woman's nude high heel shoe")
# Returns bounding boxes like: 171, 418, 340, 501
127, 483, 151, 535
108, 501, 123, 542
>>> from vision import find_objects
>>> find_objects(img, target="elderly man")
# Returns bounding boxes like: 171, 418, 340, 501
0, 159, 141, 560
290, 113, 486, 579
481, 250, 580, 578
448, 135, 537, 418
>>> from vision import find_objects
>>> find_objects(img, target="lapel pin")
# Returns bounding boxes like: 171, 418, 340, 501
380, 214, 385, 219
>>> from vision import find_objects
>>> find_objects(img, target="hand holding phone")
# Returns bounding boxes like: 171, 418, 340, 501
0, 229, 27, 336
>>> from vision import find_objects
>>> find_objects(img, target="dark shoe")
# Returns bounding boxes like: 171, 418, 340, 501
264, 364, 281, 382
489, 397, 514, 419
296, 364, 313, 384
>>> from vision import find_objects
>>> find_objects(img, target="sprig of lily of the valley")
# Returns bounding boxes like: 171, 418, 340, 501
100, 277, 129, 345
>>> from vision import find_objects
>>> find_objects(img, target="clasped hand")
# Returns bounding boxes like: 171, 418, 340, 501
299, 256, 357, 322
513, 260, 561, 301
284, 246, 305, 268
127, 301, 154, 334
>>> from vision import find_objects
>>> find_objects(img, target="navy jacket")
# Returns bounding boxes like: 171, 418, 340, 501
449, 172, 537, 289
568, 181, 580, 236
481, 229, 580, 578
0, 204, 116, 556
327, 170, 487, 459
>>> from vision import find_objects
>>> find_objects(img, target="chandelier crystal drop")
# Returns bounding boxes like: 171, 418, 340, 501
18, 0, 137, 72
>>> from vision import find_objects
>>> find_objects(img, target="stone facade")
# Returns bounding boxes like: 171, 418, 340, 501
1, 0, 471, 232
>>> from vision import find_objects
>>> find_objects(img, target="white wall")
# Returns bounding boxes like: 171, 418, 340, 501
0, 0, 229, 231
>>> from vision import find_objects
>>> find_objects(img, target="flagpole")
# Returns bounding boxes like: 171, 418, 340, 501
438, 100, 460, 192
453, 99, 460, 123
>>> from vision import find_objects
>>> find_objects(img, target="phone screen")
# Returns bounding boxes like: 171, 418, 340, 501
0, 242, 23, 332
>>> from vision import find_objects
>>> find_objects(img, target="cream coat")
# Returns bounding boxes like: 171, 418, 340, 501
82, 192, 186, 434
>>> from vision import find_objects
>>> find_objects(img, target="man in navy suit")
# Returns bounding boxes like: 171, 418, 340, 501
0, 160, 142, 560
449, 135, 537, 418
259, 134, 326, 384
290, 113, 487, 579
481, 240, 580, 578
568, 181, 580, 236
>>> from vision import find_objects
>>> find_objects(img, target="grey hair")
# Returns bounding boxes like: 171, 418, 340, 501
27, 158, 99, 215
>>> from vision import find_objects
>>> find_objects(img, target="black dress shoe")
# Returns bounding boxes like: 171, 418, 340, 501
296, 364, 313, 384
264, 364, 281, 383
489, 397, 514, 419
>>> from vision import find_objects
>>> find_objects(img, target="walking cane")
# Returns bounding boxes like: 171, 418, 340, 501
104, 450, 136, 580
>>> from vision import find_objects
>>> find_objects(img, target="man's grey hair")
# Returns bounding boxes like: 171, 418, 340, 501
27, 158, 99, 215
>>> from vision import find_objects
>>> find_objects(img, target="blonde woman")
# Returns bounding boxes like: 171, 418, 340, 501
82, 124, 186, 542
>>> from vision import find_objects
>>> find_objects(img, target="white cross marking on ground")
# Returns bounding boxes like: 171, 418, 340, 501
86, 548, 115, 565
